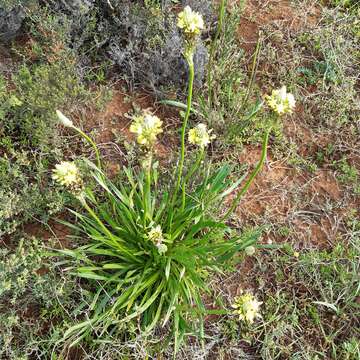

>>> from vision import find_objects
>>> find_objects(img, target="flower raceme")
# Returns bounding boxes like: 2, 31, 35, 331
52, 161, 82, 190
232, 293, 262, 324
130, 112, 163, 148
188, 123, 215, 148
177, 6, 204, 37
147, 225, 167, 255
265, 85, 296, 115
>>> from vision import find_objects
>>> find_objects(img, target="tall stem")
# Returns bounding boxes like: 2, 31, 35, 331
174, 52, 195, 200
181, 148, 204, 209
75, 128, 102, 170
222, 128, 270, 221
144, 151, 153, 222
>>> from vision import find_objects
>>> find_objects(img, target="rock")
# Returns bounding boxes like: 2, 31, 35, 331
0, 6, 26, 42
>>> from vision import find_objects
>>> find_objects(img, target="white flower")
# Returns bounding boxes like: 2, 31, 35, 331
232, 293, 262, 324
56, 110, 74, 128
188, 123, 215, 148
148, 225, 167, 255
52, 161, 81, 188
245, 246, 256, 256
265, 86, 296, 115
177, 6, 204, 36
130, 112, 163, 147
156, 243, 168, 255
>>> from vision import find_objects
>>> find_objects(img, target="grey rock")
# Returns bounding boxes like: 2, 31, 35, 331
0, 6, 26, 42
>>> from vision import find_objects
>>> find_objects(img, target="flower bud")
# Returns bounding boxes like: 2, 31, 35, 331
56, 110, 74, 128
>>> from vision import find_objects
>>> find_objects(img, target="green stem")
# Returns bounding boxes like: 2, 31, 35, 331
144, 151, 153, 222
174, 51, 195, 202
184, 148, 204, 185
181, 148, 204, 209
207, 0, 227, 107
75, 128, 102, 169
222, 128, 270, 221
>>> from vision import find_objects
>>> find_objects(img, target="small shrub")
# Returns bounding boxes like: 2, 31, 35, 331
0, 51, 91, 236
0, 238, 76, 359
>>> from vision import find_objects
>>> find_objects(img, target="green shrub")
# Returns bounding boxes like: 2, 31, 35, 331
0, 238, 76, 359
0, 57, 90, 236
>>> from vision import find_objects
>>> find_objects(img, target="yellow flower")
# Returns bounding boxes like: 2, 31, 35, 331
56, 110, 74, 128
148, 225, 163, 243
130, 112, 163, 147
52, 161, 81, 188
245, 246, 256, 256
265, 86, 296, 115
177, 6, 204, 36
232, 293, 262, 324
148, 225, 167, 255
188, 123, 215, 148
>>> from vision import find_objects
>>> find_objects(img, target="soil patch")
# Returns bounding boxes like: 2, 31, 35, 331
237, 0, 321, 53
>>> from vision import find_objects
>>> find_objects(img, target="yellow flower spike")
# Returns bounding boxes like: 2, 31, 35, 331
188, 123, 215, 148
177, 6, 204, 36
232, 293, 262, 324
130, 112, 163, 147
265, 85, 296, 115
52, 161, 82, 189
148, 225, 167, 255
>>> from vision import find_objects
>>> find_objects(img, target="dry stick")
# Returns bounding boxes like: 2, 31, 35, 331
240, 34, 262, 112
222, 128, 270, 221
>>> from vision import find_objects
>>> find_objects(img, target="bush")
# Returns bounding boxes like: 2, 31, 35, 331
5, 0, 213, 93
0, 57, 90, 236
0, 238, 76, 359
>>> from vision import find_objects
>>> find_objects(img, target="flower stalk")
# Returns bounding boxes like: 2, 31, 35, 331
222, 127, 270, 221
56, 110, 102, 169
174, 50, 195, 204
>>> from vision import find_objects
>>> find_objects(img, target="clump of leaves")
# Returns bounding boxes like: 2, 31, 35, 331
50, 6, 286, 352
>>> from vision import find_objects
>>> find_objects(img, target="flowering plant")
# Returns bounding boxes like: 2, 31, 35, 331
232, 292, 262, 323
53, 6, 295, 353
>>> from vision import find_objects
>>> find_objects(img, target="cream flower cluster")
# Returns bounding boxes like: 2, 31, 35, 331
177, 6, 204, 36
265, 85, 296, 115
188, 123, 215, 148
232, 293, 262, 324
148, 225, 167, 255
52, 161, 82, 189
130, 112, 163, 147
